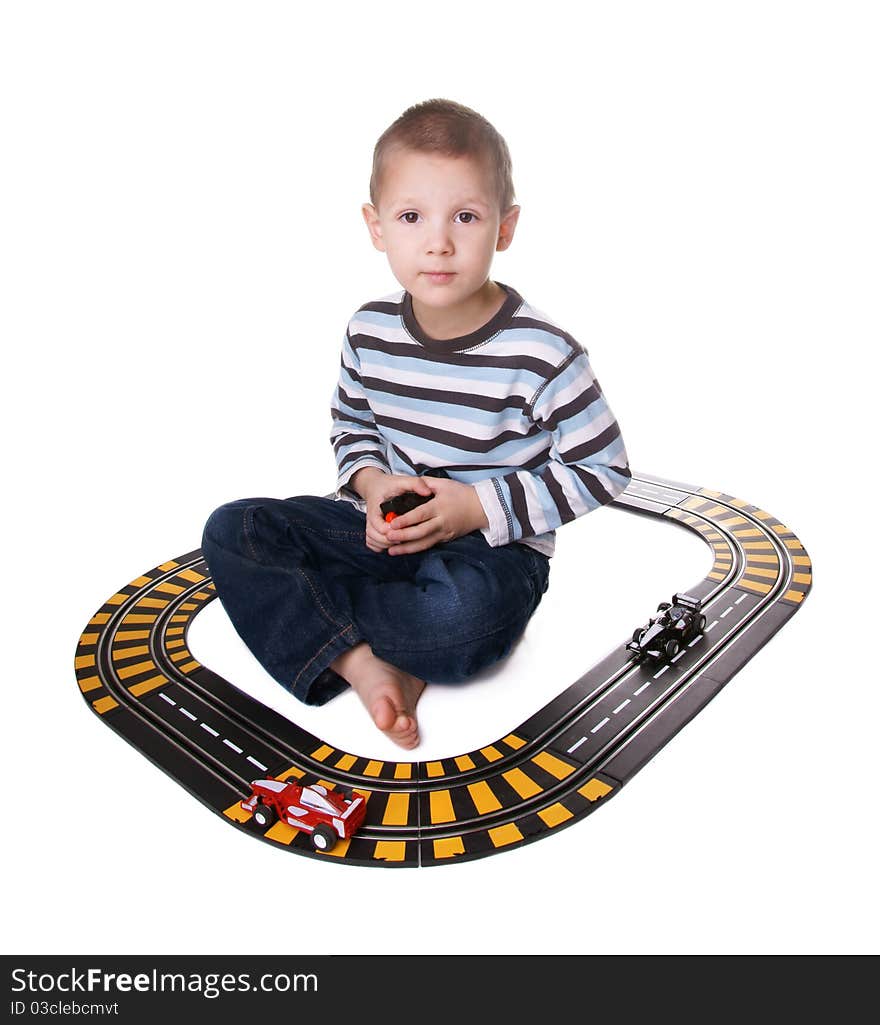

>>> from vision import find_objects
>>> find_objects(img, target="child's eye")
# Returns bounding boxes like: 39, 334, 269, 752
397, 211, 478, 224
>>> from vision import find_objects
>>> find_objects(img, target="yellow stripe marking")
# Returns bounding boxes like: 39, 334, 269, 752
382, 792, 410, 826
784, 539, 804, 551
394, 763, 412, 780
78, 676, 102, 693
579, 778, 613, 801
745, 566, 779, 580
136, 597, 170, 609
92, 695, 118, 714
158, 560, 179, 571
539, 802, 573, 828
178, 569, 206, 583
738, 578, 772, 594
178, 660, 200, 673
467, 780, 502, 815
699, 488, 721, 497
455, 755, 475, 771
429, 790, 455, 824
489, 823, 523, 847
170, 649, 193, 663
784, 589, 805, 603
427, 761, 445, 777
793, 555, 810, 566
129, 575, 153, 588
79, 632, 98, 646
117, 660, 156, 680
89, 613, 111, 625
718, 515, 747, 527
793, 572, 812, 584
113, 645, 150, 661
115, 629, 150, 641
480, 745, 502, 762
128, 675, 167, 697
708, 571, 727, 580
502, 733, 526, 750
223, 801, 252, 823
276, 766, 305, 781
748, 554, 779, 564
374, 841, 407, 862
155, 581, 185, 596
74, 654, 95, 670
165, 626, 185, 636
165, 639, 185, 650
323, 837, 352, 858
311, 744, 333, 762
193, 591, 212, 601
106, 593, 128, 606
170, 614, 190, 623
265, 821, 299, 845
502, 767, 542, 798
434, 837, 465, 859
743, 541, 774, 549
364, 760, 383, 777
532, 750, 575, 779
732, 528, 764, 538
122, 614, 157, 625
335, 753, 356, 771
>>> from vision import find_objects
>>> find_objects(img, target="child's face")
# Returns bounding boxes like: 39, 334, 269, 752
362, 148, 519, 315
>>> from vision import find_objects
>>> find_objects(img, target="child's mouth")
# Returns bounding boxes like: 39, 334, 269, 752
423, 272, 455, 284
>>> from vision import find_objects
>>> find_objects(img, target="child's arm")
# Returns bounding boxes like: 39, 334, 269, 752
471, 346, 630, 546
330, 329, 391, 497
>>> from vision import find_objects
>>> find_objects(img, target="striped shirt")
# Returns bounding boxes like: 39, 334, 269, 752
330, 281, 631, 557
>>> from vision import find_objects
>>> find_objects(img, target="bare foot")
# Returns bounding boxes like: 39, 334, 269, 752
330, 643, 425, 749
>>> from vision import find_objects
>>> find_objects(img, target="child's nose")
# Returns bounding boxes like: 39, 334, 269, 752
425, 227, 453, 254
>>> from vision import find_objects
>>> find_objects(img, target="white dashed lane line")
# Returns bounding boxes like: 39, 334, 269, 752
154, 689, 270, 778
564, 597, 753, 760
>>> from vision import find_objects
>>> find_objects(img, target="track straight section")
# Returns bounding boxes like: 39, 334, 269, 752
73, 473, 811, 867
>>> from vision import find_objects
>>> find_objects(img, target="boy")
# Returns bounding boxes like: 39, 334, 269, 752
201, 98, 631, 750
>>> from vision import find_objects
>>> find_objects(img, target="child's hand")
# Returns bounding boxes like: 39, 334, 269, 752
354, 470, 435, 553
383, 477, 489, 556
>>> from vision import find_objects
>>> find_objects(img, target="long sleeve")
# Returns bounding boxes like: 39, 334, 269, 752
472, 345, 631, 546
329, 329, 390, 497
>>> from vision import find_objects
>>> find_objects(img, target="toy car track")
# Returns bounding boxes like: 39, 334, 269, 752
73, 472, 811, 867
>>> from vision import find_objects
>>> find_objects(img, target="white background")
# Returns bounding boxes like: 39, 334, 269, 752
3, 1, 877, 955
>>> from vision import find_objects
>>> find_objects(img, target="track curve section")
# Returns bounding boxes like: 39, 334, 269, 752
73, 472, 812, 867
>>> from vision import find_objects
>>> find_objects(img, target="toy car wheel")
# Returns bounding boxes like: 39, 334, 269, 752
698, 614, 707, 631
632, 627, 644, 643
253, 802, 277, 828
664, 639, 680, 659
339, 787, 355, 802
657, 602, 671, 612
311, 825, 338, 852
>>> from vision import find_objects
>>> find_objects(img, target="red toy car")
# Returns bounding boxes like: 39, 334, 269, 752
241, 777, 366, 851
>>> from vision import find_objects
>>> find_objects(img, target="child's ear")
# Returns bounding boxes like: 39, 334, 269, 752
496, 205, 521, 251
362, 203, 386, 252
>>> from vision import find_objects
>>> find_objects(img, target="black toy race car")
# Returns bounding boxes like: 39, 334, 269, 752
626, 593, 707, 663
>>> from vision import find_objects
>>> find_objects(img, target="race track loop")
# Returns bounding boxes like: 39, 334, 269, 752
73, 472, 812, 867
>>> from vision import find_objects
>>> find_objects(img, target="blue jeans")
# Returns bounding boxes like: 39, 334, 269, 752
200, 495, 550, 705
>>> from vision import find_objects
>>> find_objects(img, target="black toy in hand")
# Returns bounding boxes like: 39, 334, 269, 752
380, 491, 434, 522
